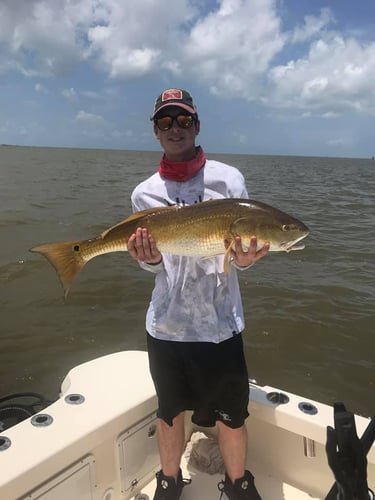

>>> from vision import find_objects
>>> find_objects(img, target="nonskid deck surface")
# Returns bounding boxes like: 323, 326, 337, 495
131, 455, 320, 500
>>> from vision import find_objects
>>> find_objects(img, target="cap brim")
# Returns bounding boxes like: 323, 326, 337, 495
150, 102, 196, 120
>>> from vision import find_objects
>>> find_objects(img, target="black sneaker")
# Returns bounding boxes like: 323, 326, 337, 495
153, 468, 191, 500
218, 470, 262, 500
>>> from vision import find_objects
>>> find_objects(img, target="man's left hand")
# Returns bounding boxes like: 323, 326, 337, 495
226, 235, 270, 268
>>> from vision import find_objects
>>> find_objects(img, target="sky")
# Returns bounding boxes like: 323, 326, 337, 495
0, 0, 374, 158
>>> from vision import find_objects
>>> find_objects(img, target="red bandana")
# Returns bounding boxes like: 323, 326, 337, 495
159, 146, 206, 182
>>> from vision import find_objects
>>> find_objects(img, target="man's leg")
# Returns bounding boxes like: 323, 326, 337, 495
217, 421, 248, 482
217, 422, 262, 499
157, 411, 186, 480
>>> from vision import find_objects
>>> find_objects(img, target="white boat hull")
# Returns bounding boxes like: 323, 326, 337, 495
0, 351, 373, 499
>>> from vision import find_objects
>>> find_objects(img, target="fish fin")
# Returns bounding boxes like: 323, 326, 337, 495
100, 205, 175, 239
100, 220, 127, 239
123, 205, 174, 222
223, 241, 234, 274
30, 240, 87, 298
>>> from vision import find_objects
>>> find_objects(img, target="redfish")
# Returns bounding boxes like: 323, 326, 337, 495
31, 198, 309, 297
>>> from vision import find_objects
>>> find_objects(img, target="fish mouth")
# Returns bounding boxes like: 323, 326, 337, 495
281, 233, 309, 252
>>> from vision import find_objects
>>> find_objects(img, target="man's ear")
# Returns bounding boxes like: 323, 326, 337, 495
153, 123, 160, 139
195, 119, 200, 135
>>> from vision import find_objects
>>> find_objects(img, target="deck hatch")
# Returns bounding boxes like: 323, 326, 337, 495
20, 455, 96, 500
117, 411, 159, 494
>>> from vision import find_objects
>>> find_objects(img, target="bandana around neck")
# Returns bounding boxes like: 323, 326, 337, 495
159, 146, 206, 182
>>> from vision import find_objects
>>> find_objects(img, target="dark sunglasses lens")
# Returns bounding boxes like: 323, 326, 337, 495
156, 116, 173, 130
176, 115, 194, 128
156, 114, 195, 130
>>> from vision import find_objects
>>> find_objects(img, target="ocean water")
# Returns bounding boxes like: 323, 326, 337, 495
0, 145, 374, 417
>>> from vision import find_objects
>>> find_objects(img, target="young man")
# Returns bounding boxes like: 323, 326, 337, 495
127, 88, 269, 500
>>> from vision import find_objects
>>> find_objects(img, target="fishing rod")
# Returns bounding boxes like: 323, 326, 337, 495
325, 402, 375, 500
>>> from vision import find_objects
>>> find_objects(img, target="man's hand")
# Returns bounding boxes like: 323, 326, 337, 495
127, 227, 162, 265
226, 235, 270, 268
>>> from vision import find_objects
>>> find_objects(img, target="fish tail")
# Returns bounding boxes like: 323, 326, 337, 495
30, 240, 87, 297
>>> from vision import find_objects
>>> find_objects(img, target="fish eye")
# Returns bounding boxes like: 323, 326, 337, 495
282, 224, 297, 231
73, 245, 80, 252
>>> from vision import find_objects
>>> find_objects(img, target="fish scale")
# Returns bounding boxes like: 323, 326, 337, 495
149, 212, 230, 256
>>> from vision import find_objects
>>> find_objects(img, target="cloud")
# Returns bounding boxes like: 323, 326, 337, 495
290, 7, 334, 43
321, 111, 340, 119
0, 120, 28, 137
75, 110, 107, 125
1, 0, 375, 117
86, 0, 198, 79
80, 90, 103, 100
35, 82, 47, 93
326, 137, 346, 147
183, 0, 285, 98
61, 87, 78, 102
0, 0, 89, 76
268, 34, 375, 114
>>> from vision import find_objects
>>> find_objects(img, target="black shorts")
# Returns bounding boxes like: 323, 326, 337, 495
146, 332, 249, 428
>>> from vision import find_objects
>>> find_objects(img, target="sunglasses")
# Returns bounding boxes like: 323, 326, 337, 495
155, 114, 196, 131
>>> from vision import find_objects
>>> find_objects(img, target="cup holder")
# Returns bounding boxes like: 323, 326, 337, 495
298, 402, 318, 415
266, 392, 290, 405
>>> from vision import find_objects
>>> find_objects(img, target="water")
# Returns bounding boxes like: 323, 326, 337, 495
0, 146, 374, 417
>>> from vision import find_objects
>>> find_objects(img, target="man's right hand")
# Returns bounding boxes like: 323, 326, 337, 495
127, 227, 162, 265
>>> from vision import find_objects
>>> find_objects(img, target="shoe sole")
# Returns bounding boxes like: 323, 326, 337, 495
149, 488, 187, 500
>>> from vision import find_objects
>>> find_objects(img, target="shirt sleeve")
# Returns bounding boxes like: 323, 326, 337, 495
231, 260, 254, 271
138, 260, 165, 274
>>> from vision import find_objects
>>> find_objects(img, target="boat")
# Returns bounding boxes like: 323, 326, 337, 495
0, 350, 374, 499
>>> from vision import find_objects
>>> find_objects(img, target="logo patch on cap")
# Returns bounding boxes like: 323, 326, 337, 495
162, 89, 183, 102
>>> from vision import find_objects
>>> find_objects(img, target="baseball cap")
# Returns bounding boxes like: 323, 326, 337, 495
151, 88, 198, 120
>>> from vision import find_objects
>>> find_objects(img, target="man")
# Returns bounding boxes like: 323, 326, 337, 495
127, 88, 269, 500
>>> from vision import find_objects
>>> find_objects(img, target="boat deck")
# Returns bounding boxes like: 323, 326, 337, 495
131, 451, 320, 500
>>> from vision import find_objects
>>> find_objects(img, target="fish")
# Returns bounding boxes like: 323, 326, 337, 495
30, 198, 309, 297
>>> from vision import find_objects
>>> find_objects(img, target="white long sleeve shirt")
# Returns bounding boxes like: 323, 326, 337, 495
131, 159, 249, 343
